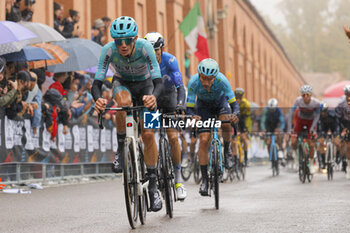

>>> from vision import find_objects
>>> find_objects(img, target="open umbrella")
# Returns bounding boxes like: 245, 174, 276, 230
0, 21, 37, 55
47, 38, 102, 73
322, 80, 350, 107
2, 46, 54, 62
85, 65, 114, 77
28, 43, 70, 69
18, 21, 65, 44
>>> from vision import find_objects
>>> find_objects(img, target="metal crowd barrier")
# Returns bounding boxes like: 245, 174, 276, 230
0, 162, 116, 185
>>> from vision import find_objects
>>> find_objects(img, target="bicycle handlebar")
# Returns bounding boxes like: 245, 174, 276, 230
98, 105, 145, 129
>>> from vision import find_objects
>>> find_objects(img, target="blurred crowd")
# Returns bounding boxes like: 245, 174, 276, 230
6, 0, 111, 45
0, 57, 116, 142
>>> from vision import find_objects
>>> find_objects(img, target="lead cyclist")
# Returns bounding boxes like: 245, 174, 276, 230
92, 16, 163, 212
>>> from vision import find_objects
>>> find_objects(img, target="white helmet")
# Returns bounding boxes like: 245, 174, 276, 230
321, 102, 328, 112
267, 98, 278, 109
344, 84, 350, 95
300, 85, 312, 95
144, 32, 165, 49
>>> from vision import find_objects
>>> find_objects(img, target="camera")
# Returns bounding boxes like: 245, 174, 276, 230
25, 0, 36, 6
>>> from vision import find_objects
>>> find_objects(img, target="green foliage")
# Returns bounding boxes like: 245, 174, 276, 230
266, 0, 350, 78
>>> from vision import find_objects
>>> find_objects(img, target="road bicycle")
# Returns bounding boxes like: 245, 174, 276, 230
156, 110, 177, 218
297, 126, 313, 183
99, 106, 148, 229
207, 119, 231, 209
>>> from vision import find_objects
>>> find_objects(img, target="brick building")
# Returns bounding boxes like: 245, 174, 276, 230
1, 0, 305, 107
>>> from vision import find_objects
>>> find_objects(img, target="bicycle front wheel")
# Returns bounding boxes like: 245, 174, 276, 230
138, 143, 147, 225
160, 138, 174, 218
123, 141, 138, 229
212, 141, 220, 210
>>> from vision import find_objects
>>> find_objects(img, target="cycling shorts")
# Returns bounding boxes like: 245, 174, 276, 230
112, 76, 153, 110
197, 94, 231, 134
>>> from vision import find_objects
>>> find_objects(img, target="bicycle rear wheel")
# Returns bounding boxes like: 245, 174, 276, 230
181, 156, 192, 182
160, 138, 174, 218
212, 141, 220, 210
123, 141, 138, 229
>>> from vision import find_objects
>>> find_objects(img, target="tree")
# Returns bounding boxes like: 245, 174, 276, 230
265, 0, 350, 78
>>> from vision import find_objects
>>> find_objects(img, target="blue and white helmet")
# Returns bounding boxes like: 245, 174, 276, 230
320, 102, 328, 112
110, 16, 138, 39
300, 85, 313, 95
198, 58, 219, 77
344, 84, 350, 95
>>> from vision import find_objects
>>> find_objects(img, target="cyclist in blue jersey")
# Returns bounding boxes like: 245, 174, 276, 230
260, 98, 285, 161
186, 58, 239, 196
144, 32, 187, 200
91, 16, 163, 212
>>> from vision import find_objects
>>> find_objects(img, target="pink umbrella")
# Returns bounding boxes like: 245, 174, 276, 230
323, 81, 350, 98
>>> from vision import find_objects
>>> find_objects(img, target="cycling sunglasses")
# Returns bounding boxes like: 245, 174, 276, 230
114, 37, 135, 46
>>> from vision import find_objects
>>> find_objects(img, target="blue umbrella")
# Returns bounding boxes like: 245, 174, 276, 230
0, 21, 37, 55
47, 38, 102, 73
3, 46, 54, 62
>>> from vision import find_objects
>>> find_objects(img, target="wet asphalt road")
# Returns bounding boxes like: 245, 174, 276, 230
1, 165, 350, 233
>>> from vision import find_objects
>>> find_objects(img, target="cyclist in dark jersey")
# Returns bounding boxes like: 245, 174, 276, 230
92, 16, 163, 211
335, 85, 350, 179
144, 32, 187, 200
316, 102, 340, 169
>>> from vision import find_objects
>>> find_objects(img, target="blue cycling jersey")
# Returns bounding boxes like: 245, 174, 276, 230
159, 52, 183, 90
260, 107, 285, 131
94, 38, 161, 82
186, 72, 236, 107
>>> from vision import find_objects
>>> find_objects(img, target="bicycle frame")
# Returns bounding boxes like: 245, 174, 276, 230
209, 126, 223, 175
124, 110, 147, 196
236, 135, 244, 163
269, 134, 278, 162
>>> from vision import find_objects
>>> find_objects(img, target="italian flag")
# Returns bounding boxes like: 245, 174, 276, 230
180, 1, 209, 61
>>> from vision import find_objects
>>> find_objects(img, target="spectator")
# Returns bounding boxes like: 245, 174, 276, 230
41, 71, 54, 95
21, 0, 35, 21
42, 88, 69, 141
6, 0, 22, 22
5, 70, 30, 120
54, 2, 64, 35
102, 16, 111, 44
62, 9, 82, 38
0, 58, 22, 108
92, 18, 105, 45
6, 0, 34, 22
26, 71, 42, 135
102, 16, 111, 27
91, 26, 100, 44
